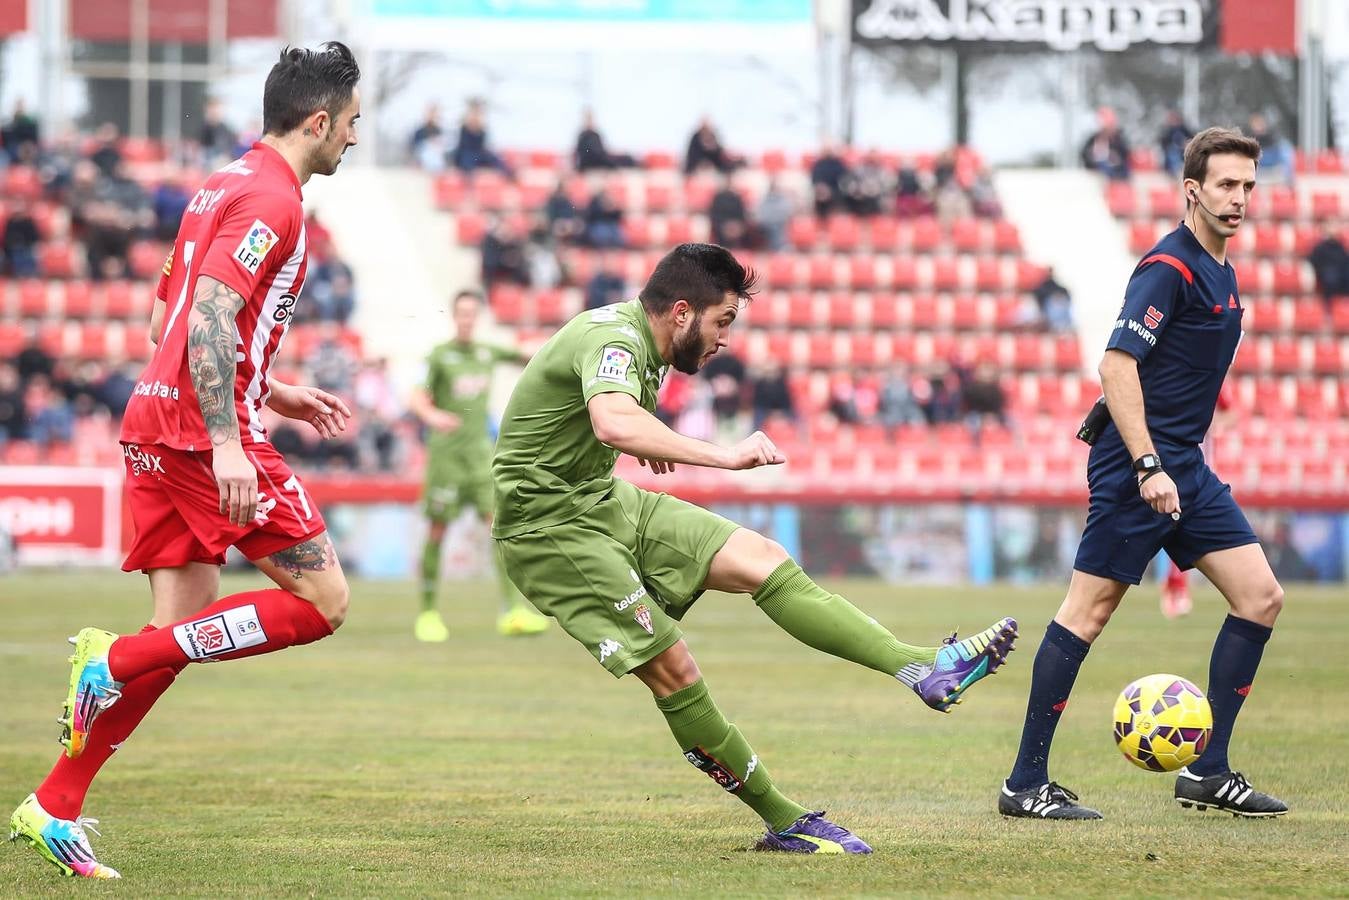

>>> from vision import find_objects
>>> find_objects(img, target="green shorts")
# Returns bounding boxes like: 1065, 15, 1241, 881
423, 451, 493, 523
496, 479, 739, 677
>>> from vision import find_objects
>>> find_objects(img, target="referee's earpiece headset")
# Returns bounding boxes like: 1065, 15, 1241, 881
1188, 183, 1220, 220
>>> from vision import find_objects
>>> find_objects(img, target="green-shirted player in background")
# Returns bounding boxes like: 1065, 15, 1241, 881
493, 244, 1020, 853
410, 289, 550, 641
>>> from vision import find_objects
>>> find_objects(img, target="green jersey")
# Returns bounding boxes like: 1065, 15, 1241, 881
423, 339, 520, 461
492, 299, 667, 538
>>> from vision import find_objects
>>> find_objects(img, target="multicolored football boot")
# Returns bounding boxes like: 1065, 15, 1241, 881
495, 606, 550, 637
756, 811, 873, 854
899, 616, 1018, 712
60, 628, 123, 758
8, 794, 120, 878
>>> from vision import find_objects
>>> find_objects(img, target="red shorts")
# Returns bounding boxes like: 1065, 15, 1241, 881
121, 441, 326, 572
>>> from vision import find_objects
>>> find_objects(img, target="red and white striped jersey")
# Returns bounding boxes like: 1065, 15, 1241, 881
121, 142, 309, 451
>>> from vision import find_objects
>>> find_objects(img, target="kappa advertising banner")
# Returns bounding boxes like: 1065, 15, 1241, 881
0, 467, 123, 566
851, 0, 1218, 52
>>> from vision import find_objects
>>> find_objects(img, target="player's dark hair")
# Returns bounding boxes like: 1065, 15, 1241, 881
639, 243, 757, 316
453, 289, 484, 306
1182, 127, 1261, 188
263, 41, 361, 137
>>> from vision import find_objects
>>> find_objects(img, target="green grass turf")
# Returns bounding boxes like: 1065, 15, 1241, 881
1, 573, 1346, 897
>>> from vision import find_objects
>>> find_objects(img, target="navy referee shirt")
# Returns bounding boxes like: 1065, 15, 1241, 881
1101, 222, 1244, 453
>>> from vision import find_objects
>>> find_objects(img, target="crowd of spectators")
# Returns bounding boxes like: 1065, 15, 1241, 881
0, 101, 405, 472
1084, 106, 1296, 184
653, 349, 1013, 445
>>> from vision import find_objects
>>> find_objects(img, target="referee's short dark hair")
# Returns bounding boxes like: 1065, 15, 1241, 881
640, 243, 758, 316
263, 41, 361, 137
1182, 127, 1262, 188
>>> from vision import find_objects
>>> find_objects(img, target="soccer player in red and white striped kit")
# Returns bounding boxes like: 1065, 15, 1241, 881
9, 42, 362, 879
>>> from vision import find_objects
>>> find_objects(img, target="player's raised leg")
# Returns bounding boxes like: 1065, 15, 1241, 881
635, 641, 871, 854
1174, 543, 1287, 816
999, 569, 1127, 820
706, 528, 1017, 712
62, 533, 346, 758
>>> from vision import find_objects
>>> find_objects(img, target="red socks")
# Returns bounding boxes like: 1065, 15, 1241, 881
36, 626, 182, 820
107, 589, 333, 683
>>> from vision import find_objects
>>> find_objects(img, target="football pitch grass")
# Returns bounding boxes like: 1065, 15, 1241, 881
2, 573, 1347, 897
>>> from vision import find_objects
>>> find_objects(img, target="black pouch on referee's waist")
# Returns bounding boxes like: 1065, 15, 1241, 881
1076, 396, 1111, 446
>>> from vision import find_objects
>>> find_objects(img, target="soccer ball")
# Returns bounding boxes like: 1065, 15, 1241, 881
1112, 673, 1212, 772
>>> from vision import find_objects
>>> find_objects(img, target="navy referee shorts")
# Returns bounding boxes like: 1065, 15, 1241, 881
1073, 443, 1259, 585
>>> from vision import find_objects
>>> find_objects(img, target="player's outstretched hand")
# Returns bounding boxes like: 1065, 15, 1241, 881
722, 431, 787, 470
636, 457, 676, 475
213, 441, 258, 527
267, 382, 352, 439
1140, 470, 1181, 518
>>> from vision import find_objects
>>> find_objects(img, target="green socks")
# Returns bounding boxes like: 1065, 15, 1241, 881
419, 537, 441, 614
753, 560, 938, 676
655, 679, 808, 833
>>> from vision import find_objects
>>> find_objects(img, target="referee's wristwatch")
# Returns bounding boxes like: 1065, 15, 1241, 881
1133, 453, 1164, 485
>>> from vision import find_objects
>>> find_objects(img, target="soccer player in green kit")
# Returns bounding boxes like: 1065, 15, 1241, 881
410, 289, 550, 641
493, 244, 1019, 852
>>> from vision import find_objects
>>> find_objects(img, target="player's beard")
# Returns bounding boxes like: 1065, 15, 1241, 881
671, 313, 710, 375
312, 133, 345, 176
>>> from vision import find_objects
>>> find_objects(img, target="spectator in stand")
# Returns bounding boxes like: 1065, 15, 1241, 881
961, 361, 1009, 440
409, 103, 445, 170
843, 150, 889, 216
894, 163, 933, 218
1032, 268, 1075, 333
585, 252, 627, 309
544, 181, 584, 245
701, 349, 747, 437
574, 108, 636, 172
920, 362, 962, 424
481, 216, 529, 287
709, 177, 751, 248
969, 170, 1002, 218
37, 128, 79, 195
684, 117, 741, 175
877, 365, 926, 431
749, 361, 794, 429
451, 98, 511, 176
656, 371, 692, 427
96, 360, 137, 418
0, 362, 25, 443
1307, 220, 1349, 308
827, 376, 860, 424
2, 100, 40, 161
151, 175, 191, 241
310, 322, 359, 398
1247, 113, 1294, 185
1158, 108, 1193, 176
352, 358, 400, 471
2, 197, 40, 277
931, 148, 971, 222
198, 98, 238, 168
583, 185, 625, 248
16, 332, 54, 384
306, 252, 357, 323
1080, 106, 1131, 181
810, 142, 848, 218
89, 122, 123, 178
524, 224, 564, 289
756, 179, 795, 251
23, 375, 74, 448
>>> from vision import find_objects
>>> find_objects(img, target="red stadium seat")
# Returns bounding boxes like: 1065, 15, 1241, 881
1015, 260, 1048, 292
911, 218, 942, 252
1269, 337, 1302, 374
1253, 223, 1284, 257
1013, 334, 1046, 370
848, 256, 877, 291
621, 217, 650, 248
1293, 297, 1325, 332
951, 293, 980, 330
908, 293, 938, 329
828, 292, 857, 328
1054, 335, 1082, 370
890, 256, 917, 290
129, 242, 167, 280
643, 150, 676, 170
3, 166, 41, 201
867, 217, 899, 251
787, 217, 817, 251
992, 220, 1021, 253
786, 292, 815, 328
1313, 339, 1343, 374
0, 322, 24, 357
455, 213, 486, 245
826, 216, 860, 252
682, 178, 715, 212
491, 285, 524, 323
38, 241, 77, 278
1312, 191, 1341, 220
767, 254, 798, 288
1315, 151, 1343, 175
535, 290, 566, 325
850, 332, 879, 367
808, 256, 836, 290
1106, 182, 1136, 218
932, 257, 960, 291
666, 215, 695, 245
644, 183, 673, 212
18, 280, 51, 317
1147, 185, 1180, 219
63, 280, 95, 318
1333, 301, 1349, 335
1267, 185, 1298, 220
950, 218, 981, 252
974, 258, 1003, 292
104, 281, 137, 319
1129, 220, 1157, 255
1292, 223, 1320, 257
760, 150, 789, 174
1271, 260, 1307, 295
807, 331, 836, 368
870, 293, 898, 328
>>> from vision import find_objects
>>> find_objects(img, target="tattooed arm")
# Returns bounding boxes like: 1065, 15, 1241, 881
186, 275, 258, 527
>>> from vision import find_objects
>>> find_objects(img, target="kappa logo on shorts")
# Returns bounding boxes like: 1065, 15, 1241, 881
633, 604, 654, 635
597, 346, 633, 383
597, 638, 623, 662
122, 443, 166, 477
233, 219, 278, 274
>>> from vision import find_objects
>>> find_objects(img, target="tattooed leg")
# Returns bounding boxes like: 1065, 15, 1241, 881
254, 531, 350, 628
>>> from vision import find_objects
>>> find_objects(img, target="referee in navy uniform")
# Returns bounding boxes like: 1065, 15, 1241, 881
999, 128, 1288, 820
